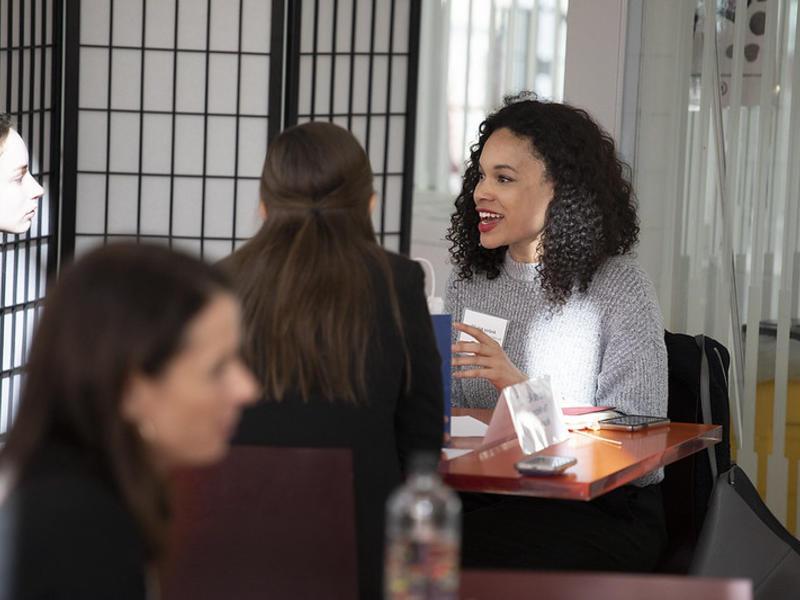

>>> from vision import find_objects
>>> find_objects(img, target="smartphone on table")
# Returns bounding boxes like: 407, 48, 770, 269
597, 414, 670, 431
515, 455, 577, 476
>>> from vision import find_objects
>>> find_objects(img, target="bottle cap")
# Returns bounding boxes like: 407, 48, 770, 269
408, 451, 439, 475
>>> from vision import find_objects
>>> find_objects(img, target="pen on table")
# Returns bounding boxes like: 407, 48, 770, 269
572, 429, 623, 447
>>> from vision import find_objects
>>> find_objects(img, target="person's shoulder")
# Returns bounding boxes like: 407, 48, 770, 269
1, 449, 147, 596
381, 250, 424, 285
8, 448, 142, 548
381, 249, 418, 271
27, 469, 122, 512
592, 254, 657, 297
591, 254, 664, 327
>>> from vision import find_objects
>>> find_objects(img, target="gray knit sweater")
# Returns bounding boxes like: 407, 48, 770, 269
445, 252, 668, 486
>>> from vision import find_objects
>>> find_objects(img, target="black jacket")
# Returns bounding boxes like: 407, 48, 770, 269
0, 443, 148, 599
232, 250, 444, 599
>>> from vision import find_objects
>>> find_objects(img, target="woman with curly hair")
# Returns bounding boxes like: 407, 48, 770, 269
447, 95, 668, 571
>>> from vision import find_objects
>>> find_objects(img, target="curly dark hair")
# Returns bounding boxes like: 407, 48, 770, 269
447, 93, 639, 306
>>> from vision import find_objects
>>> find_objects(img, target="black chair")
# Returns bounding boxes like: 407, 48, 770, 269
659, 332, 731, 573
661, 332, 800, 598
162, 446, 358, 600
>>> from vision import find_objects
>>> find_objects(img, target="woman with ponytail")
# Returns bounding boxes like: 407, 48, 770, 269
223, 122, 443, 600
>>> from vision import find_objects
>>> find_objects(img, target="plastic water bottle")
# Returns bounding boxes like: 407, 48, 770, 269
384, 452, 461, 600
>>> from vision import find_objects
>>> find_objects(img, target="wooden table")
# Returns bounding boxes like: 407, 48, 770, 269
441, 408, 722, 500
459, 570, 751, 600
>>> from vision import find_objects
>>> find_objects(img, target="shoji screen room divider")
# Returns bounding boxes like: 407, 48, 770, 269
62, 0, 421, 260
0, 0, 422, 439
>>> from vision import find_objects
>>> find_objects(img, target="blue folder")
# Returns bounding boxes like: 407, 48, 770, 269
431, 313, 452, 436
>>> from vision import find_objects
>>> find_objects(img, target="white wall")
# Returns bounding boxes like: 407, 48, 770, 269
563, 0, 688, 323
563, 0, 628, 142
627, 1, 694, 324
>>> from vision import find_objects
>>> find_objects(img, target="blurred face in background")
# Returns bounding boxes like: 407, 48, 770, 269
0, 129, 44, 234
122, 293, 260, 468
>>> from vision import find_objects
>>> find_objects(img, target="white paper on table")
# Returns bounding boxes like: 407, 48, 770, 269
442, 448, 473, 460
450, 415, 489, 437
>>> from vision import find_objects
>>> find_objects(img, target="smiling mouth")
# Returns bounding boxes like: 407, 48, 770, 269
478, 211, 504, 224
477, 211, 504, 233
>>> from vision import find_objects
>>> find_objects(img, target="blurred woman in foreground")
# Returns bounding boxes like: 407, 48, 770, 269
0, 243, 258, 599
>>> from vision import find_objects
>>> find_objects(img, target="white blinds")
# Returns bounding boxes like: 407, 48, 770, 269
635, 0, 800, 531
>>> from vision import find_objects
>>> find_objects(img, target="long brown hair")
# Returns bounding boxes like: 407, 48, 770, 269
225, 121, 405, 404
0, 242, 233, 559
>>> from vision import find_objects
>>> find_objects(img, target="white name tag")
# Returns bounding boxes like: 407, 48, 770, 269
459, 309, 509, 346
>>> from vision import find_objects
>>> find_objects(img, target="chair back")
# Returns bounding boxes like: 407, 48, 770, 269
162, 446, 358, 600
660, 331, 731, 572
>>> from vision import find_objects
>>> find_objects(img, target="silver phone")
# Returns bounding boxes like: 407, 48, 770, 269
515, 455, 577, 476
